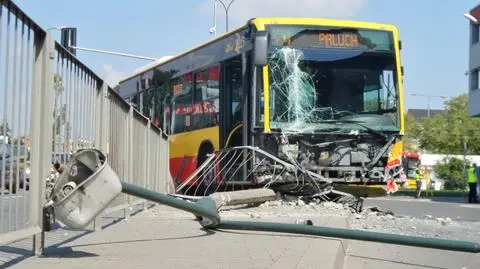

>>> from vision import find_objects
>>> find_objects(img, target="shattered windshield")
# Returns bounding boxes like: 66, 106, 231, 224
267, 25, 400, 133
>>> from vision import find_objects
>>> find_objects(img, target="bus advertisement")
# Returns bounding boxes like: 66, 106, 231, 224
118, 18, 405, 196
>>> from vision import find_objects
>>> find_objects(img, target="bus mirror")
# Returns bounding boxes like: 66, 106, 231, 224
254, 31, 269, 66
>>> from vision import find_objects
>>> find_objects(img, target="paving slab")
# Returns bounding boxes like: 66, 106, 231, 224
6, 205, 350, 269
344, 239, 480, 269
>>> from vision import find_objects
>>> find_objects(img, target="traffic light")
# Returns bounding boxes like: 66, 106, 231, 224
60, 27, 77, 56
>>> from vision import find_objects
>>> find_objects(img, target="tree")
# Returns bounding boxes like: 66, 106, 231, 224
415, 94, 480, 154
433, 157, 469, 190
403, 113, 422, 152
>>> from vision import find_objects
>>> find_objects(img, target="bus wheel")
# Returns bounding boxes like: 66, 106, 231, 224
198, 143, 217, 195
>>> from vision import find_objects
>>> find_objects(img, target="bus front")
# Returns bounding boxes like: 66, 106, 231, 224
252, 20, 404, 184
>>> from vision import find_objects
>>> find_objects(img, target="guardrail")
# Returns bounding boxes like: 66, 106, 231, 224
0, 0, 172, 255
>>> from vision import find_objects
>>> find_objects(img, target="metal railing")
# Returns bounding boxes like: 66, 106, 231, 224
0, 0, 172, 255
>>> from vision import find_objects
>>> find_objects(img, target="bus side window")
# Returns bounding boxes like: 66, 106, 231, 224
163, 94, 172, 135
193, 70, 207, 130
231, 67, 243, 126
170, 73, 193, 134
192, 65, 220, 130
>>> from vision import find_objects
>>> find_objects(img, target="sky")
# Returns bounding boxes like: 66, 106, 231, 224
10, 0, 480, 111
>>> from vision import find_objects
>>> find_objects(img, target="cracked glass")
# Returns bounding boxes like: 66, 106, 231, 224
267, 25, 400, 133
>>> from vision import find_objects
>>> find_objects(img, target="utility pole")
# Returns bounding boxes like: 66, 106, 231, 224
48, 25, 158, 61
69, 46, 158, 61
212, 0, 217, 38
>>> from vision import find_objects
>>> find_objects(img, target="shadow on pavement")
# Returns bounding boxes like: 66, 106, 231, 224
0, 204, 151, 268
41, 247, 98, 258
214, 228, 347, 243
0, 230, 91, 269
67, 228, 216, 249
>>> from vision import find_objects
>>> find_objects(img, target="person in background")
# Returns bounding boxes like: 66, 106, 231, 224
467, 163, 478, 203
476, 162, 480, 202
54, 162, 66, 174
415, 166, 423, 198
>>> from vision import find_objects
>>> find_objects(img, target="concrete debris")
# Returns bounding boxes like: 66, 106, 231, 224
295, 219, 313, 225
209, 188, 276, 208
436, 217, 453, 226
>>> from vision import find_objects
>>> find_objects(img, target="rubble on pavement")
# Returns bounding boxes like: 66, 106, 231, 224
216, 197, 480, 243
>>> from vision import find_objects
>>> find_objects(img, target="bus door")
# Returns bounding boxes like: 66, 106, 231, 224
220, 54, 250, 183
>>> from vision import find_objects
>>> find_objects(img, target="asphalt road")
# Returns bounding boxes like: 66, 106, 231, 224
363, 195, 480, 221
0, 190, 30, 234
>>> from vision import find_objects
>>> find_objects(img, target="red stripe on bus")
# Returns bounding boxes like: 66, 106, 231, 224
170, 156, 198, 184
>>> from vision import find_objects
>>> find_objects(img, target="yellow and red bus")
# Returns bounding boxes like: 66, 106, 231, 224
118, 17, 405, 194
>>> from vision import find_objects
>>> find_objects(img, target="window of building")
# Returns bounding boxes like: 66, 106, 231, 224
472, 24, 479, 44
471, 69, 480, 90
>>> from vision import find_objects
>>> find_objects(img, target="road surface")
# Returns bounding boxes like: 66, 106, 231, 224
363, 196, 480, 221
0, 190, 30, 234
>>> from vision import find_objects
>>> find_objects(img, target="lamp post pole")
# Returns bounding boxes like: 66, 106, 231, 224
410, 93, 449, 117
216, 0, 235, 32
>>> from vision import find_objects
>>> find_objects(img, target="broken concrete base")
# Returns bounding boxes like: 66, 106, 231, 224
209, 188, 277, 207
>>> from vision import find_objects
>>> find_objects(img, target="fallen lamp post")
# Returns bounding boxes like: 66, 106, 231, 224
44, 149, 480, 254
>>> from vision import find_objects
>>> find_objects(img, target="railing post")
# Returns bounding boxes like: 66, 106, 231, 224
143, 120, 151, 211
30, 32, 55, 256
92, 81, 108, 231
125, 106, 134, 220
164, 132, 171, 194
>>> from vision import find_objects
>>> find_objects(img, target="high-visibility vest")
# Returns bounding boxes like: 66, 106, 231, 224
467, 167, 477, 183
414, 168, 422, 179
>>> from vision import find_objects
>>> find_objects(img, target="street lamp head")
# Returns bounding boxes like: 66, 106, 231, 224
464, 13, 478, 24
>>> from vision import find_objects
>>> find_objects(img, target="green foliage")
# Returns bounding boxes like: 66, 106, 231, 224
408, 94, 480, 154
433, 157, 469, 190
404, 113, 422, 152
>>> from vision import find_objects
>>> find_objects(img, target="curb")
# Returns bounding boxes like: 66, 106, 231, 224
391, 190, 468, 197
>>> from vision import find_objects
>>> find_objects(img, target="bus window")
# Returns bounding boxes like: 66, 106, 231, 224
230, 66, 243, 126
171, 73, 193, 134
163, 94, 172, 134
192, 65, 220, 130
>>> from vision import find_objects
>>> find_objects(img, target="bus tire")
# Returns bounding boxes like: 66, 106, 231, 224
198, 142, 217, 195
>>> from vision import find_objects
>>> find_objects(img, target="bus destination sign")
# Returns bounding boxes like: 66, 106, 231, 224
269, 25, 393, 52
318, 32, 359, 48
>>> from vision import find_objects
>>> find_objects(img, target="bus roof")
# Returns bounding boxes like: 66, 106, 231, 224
118, 17, 398, 84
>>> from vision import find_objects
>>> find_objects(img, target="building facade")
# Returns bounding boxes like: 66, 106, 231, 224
467, 4, 480, 117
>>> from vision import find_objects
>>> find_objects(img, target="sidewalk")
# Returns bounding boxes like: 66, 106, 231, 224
5, 204, 350, 269
3, 201, 479, 269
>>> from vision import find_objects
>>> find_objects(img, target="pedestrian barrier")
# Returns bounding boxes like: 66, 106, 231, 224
0, 0, 170, 255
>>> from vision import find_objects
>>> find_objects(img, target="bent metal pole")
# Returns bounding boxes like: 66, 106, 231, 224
120, 182, 480, 253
